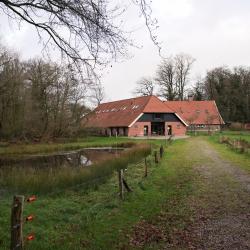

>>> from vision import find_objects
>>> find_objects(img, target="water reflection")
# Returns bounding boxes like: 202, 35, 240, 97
0, 147, 125, 169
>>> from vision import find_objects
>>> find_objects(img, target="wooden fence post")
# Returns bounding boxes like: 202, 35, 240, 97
122, 178, 133, 192
233, 139, 236, 149
10, 195, 24, 250
154, 151, 159, 164
118, 169, 124, 200
144, 157, 148, 177
160, 145, 164, 158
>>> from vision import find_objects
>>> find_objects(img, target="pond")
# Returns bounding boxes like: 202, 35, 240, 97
0, 147, 126, 169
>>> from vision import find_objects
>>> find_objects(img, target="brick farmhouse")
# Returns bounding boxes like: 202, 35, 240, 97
164, 100, 225, 132
83, 95, 224, 137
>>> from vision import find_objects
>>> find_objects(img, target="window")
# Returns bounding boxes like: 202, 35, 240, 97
132, 105, 139, 109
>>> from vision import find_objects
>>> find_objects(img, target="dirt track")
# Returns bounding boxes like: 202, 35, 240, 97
177, 138, 250, 249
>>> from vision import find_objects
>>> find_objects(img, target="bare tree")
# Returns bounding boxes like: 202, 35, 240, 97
0, 44, 90, 140
155, 57, 176, 100
175, 53, 195, 100
204, 111, 217, 134
190, 77, 205, 101
133, 77, 155, 96
0, 0, 160, 72
155, 54, 195, 101
89, 83, 105, 106
185, 112, 199, 134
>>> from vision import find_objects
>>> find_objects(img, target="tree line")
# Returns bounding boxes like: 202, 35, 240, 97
133, 54, 250, 123
0, 45, 106, 140
199, 66, 250, 123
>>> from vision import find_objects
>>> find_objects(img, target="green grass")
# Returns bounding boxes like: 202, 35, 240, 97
206, 136, 250, 172
218, 130, 250, 142
0, 137, 135, 156
188, 130, 250, 172
0, 139, 197, 250
188, 130, 250, 139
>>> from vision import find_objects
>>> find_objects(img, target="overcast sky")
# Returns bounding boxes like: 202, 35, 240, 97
1, 0, 250, 102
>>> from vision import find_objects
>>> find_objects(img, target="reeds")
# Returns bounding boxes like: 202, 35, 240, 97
0, 140, 135, 156
0, 143, 151, 194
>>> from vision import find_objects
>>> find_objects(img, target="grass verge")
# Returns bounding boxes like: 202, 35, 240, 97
206, 136, 250, 172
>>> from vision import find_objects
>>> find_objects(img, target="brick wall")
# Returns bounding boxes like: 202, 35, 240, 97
128, 122, 151, 137
166, 122, 186, 136
128, 121, 187, 136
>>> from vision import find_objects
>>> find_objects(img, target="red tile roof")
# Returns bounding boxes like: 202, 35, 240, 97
164, 100, 224, 125
84, 95, 174, 128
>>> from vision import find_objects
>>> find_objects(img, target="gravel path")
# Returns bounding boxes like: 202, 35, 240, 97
178, 138, 250, 249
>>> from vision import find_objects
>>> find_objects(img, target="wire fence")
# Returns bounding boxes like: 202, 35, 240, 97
0, 150, 160, 203
1, 144, 167, 250
219, 135, 250, 154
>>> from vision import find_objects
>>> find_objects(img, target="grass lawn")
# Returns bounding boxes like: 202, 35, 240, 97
0, 138, 197, 249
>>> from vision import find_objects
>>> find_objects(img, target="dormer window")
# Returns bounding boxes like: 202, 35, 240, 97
132, 105, 139, 109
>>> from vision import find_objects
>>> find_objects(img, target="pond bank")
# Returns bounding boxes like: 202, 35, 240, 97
0, 143, 151, 194
0, 137, 135, 156
0, 147, 126, 169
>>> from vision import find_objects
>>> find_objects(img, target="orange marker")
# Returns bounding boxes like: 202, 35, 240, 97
26, 215, 34, 222
27, 195, 36, 202
26, 234, 35, 241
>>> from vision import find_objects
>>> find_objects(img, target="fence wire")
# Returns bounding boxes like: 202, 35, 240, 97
0, 153, 155, 202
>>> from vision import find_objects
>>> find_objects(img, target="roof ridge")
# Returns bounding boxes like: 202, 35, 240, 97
142, 95, 155, 112
100, 95, 153, 105
162, 100, 176, 113
165, 100, 216, 103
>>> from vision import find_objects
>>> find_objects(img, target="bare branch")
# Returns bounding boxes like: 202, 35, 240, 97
0, 0, 160, 73
133, 76, 155, 96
